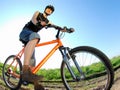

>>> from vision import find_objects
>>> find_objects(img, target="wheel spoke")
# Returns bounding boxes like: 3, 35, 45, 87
61, 46, 114, 90
2, 55, 22, 89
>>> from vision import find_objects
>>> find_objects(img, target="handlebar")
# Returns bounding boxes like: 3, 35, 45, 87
45, 24, 75, 33
45, 24, 75, 39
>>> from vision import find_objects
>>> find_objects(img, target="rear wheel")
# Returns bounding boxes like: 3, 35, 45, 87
2, 55, 22, 90
61, 46, 114, 90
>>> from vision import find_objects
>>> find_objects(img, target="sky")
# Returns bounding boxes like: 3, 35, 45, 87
0, 0, 120, 69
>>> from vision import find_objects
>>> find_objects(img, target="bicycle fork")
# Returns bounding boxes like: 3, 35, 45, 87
59, 46, 85, 81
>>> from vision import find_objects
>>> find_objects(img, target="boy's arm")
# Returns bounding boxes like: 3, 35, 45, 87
31, 11, 40, 25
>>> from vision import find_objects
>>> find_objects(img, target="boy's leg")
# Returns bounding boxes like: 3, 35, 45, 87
24, 39, 38, 65
22, 39, 43, 82
30, 50, 36, 70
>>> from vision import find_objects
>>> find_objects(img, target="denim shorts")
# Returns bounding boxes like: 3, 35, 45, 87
19, 27, 40, 44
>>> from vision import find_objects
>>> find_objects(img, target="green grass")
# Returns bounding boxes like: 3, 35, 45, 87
37, 55, 120, 80
0, 55, 120, 89
111, 56, 120, 69
0, 55, 120, 81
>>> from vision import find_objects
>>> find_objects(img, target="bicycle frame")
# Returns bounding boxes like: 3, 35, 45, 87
3, 25, 114, 90
16, 39, 63, 74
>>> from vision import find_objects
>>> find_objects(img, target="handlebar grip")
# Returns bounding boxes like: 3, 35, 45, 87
67, 28, 75, 33
45, 24, 75, 33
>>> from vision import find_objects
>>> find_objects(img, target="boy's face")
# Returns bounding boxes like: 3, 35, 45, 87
44, 8, 53, 16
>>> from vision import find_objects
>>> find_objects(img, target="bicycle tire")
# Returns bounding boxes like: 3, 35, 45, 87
2, 55, 22, 90
61, 46, 114, 90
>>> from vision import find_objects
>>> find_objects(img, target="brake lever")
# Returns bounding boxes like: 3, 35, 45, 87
65, 27, 75, 33
69, 28, 75, 33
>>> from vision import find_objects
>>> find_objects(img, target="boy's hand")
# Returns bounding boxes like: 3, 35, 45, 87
61, 26, 67, 32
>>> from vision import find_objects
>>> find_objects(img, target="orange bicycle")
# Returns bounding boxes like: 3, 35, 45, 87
2, 24, 114, 90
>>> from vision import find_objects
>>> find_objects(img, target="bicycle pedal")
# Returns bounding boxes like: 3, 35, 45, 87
22, 81, 29, 86
76, 76, 81, 81
5, 72, 10, 77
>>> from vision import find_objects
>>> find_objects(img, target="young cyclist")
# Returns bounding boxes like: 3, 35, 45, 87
19, 5, 55, 89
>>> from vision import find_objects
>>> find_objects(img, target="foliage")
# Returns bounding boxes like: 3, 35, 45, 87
0, 63, 3, 77
37, 68, 61, 80
0, 55, 120, 81
111, 56, 120, 68
36, 55, 120, 80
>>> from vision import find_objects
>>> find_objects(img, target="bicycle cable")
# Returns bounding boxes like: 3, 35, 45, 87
59, 32, 65, 39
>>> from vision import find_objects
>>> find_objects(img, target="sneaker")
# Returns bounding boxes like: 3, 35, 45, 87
22, 65, 43, 83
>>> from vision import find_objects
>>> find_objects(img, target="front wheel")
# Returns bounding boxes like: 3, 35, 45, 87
2, 55, 22, 90
61, 46, 114, 90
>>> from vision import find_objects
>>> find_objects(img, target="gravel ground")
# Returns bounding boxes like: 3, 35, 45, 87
111, 69, 120, 90
1, 69, 120, 90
